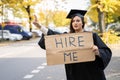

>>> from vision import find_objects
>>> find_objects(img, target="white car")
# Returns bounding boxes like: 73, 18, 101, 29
32, 30, 42, 37
0, 30, 23, 41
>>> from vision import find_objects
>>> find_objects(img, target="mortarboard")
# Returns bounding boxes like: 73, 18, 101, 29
66, 9, 87, 19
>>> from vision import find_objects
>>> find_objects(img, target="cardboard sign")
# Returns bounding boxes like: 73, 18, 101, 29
45, 32, 95, 65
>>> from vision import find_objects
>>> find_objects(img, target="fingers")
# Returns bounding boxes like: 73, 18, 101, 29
34, 15, 38, 22
33, 15, 38, 25
92, 45, 100, 56
33, 15, 40, 29
33, 15, 42, 29
92, 45, 98, 51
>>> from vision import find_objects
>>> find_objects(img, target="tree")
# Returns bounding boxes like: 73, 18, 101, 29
18, 0, 42, 32
38, 10, 69, 27
0, 0, 42, 32
88, 0, 120, 34
37, 0, 68, 27
53, 10, 70, 27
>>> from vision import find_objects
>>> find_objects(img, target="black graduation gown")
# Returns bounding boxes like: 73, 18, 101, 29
38, 29, 112, 80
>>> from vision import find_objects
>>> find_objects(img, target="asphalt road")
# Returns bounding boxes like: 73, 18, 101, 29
105, 46, 120, 80
0, 38, 66, 80
0, 38, 120, 80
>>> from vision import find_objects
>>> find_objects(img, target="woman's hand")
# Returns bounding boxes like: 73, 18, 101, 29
92, 45, 100, 56
33, 15, 41, 29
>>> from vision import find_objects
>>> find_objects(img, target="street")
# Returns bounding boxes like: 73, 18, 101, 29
0, 38, 120, 80
105, 45, 120, 80
0, 38, 66, 80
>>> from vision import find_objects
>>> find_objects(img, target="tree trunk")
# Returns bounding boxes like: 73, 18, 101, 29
26, 5, 32, 32
1, 4, 4, 41
29, 16, 32, 32
97, 8, 105, 36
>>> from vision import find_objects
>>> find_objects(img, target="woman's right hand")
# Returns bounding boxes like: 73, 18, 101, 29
33, 15, 41, 29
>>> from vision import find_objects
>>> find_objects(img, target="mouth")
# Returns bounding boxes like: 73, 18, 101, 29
74, 26, 78, 28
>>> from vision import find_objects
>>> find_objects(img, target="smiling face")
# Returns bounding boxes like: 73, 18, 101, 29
72, 16, 83, 33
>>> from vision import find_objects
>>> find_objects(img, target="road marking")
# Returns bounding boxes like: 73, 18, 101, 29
37, 66, 45, 69
23, 74, 34, 79
47, 76, 52, 79
106, 72, 120, 78
41, 63, 47, 66
23, 63, 46, 79
31, 70, 40, 73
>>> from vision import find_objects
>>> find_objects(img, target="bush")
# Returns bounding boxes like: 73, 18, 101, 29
101, 30, 120, 44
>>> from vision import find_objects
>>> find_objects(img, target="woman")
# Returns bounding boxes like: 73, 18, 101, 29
33, 9, 112, 80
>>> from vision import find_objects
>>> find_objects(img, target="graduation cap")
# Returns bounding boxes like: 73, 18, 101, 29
66, 9, 87, 19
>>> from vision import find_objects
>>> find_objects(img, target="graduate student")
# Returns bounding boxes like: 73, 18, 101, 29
33, 9, 112, 80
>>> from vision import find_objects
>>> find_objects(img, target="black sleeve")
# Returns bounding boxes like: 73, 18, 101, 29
38, 29, 60, 49
93, 33, 112, 70
38, 33, 46, 49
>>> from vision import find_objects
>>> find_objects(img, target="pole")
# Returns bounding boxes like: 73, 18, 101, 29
1, 4, 4, 41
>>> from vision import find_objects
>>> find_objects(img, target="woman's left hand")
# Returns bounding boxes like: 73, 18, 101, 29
92, 45, 100, 56
33, 15, 41, 29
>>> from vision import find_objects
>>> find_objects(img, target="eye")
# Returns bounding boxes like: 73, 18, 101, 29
76, 20, 80, 22
72, 20, 75, 23
72, 19, 81, 23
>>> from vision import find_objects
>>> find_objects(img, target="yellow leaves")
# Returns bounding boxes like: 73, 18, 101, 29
39, 11, 45, 23
88, 5, 102, 22
22, 0, 38, 6
88, 0, 120, 22
108, 8, 114, 13
102, 31, 120, 44
87, 7, 98, 22
90, 0, 120, 13
101, 0, 120, 13
1, 22, 6, 28
22, 1, 32, 6
21, 21, 26, 28
53, 11, 69, 26
89, 4, 98, 10
9, 0, 16, 4
111, 1, 120, 16
38, 10, 53, 26
9, 4, 16, 7
22, 1, 28, 6
90, 0, 97, 5
0, 1, 3, 5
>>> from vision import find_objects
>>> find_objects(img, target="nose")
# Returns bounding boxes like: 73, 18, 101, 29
74, 21, 78, 24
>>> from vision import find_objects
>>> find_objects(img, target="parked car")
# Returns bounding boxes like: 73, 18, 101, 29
115, 27, 120, 36
32, 30, 42, 37
0, 30, 23, 41
0, 24, 32, 40
106, 23, 120, 36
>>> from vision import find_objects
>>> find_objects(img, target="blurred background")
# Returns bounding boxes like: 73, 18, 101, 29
0, 0, 120, 44
0, 0, 120, 80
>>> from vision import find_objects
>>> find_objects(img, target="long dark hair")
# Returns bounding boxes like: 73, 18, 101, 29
70, 15, 85, 33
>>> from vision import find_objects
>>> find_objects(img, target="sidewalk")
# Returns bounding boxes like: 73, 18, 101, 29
0, 40, 15, 46
0, 37, 40, 47
108, 43, 120, 57
105, 43, 120, 80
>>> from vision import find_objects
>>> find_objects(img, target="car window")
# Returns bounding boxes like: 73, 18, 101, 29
18, 27, 23, 32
